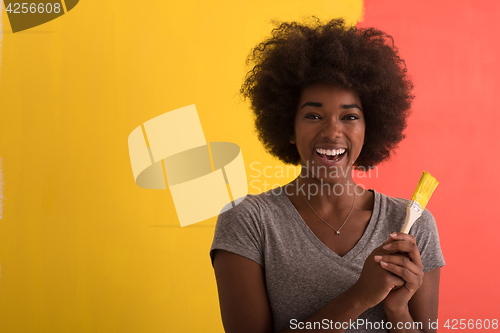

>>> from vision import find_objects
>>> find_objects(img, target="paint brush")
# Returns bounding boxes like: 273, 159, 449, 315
401, 171, 439, 234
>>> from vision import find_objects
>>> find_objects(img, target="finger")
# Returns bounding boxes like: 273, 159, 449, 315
388, 274, 406, 290
378, 268, 405, 290
382, 239, 423, 267
383, 240, 416, 253
381, 232, 400, 246
381, 232, 415, 248
374, 254, 421, 276
388, 232, 416, 243
383, 232, 416, 246
379, 260, 423, 290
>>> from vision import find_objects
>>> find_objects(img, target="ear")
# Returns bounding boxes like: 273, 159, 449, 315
289, 135, 296, 144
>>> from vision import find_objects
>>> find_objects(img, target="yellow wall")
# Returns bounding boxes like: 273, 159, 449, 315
0, 1, 362, 331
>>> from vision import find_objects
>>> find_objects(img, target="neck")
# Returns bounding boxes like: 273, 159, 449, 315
292, 165, 362, 211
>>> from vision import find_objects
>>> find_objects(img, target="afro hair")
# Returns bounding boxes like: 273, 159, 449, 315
240, 18, 414, 169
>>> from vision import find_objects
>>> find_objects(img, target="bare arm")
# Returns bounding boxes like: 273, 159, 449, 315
213, 250, 273, 333
409, 268, 441, 332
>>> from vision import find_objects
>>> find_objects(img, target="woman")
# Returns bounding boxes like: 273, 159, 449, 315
210, 18, 444, 333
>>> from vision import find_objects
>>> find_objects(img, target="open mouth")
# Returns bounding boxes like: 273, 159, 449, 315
315, 148, 347, 163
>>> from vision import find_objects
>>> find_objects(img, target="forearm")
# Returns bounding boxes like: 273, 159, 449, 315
383, 267, 440, 333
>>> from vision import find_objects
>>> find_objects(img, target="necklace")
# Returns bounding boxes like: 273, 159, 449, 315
301, 189, 356, 235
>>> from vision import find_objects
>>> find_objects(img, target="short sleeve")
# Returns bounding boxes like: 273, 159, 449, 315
210, 196, 264, 267
410, 208, 446, 273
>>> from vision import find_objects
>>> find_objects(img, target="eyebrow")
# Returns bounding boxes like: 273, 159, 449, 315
300, 102, 323, 109
342, 104, 363, 111
300, 102, 362, 110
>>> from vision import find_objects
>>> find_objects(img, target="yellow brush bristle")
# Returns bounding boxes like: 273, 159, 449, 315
410, 171, 439, 210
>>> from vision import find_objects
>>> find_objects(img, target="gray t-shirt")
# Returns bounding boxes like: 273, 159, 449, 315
210, 187, 445, 332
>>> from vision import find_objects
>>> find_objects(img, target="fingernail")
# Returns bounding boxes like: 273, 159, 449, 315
383, 244, 391, 250
381, 261, 388, 267
390, 232, 398, 237
374, 255, 382, 261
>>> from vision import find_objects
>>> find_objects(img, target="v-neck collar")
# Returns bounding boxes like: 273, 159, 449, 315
278, 189, 381, 262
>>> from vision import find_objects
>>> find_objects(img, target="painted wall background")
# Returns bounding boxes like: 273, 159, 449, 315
356, 0, 500, 321
0, 0, 498, 332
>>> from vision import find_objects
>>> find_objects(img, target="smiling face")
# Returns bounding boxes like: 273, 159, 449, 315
291, 84, 365, 182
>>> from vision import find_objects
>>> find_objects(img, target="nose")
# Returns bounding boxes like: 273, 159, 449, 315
321, 117, 342, 140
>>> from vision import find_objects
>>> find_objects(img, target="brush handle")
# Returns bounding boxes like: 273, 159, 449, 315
401, 207, 422, 234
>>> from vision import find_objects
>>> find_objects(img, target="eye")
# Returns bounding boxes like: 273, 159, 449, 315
305, 114, 321, 120
343, 114, 360, 121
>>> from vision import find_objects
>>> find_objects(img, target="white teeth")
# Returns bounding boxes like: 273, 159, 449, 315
315, 148, 346, 156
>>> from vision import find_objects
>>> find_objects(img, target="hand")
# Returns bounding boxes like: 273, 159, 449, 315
351, 242, 406, 309
374, 232, 424, 313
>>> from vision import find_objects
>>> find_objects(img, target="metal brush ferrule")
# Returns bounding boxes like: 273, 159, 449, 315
407, 199, 423, 214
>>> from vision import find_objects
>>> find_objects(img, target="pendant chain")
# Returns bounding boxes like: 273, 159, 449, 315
301, 190, 356, 235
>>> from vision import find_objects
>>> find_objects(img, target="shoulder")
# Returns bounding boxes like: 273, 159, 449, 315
218, 187, 287, 222
211, 187, 288, 266
376, 190, 409, 213
373, 190, 444, 271
214, 187, 289, 239
371, 190, 408, 231
374, 190, 436, 225
372, 190, 438, 236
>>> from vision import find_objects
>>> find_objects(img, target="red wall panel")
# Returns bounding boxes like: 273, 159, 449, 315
357, 0, 500, 321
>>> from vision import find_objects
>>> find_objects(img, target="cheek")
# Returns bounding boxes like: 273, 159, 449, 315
293, 124, 315, 158
358, 124, 366, 143
293, 123, 308, 145
353, 127, 365, 152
